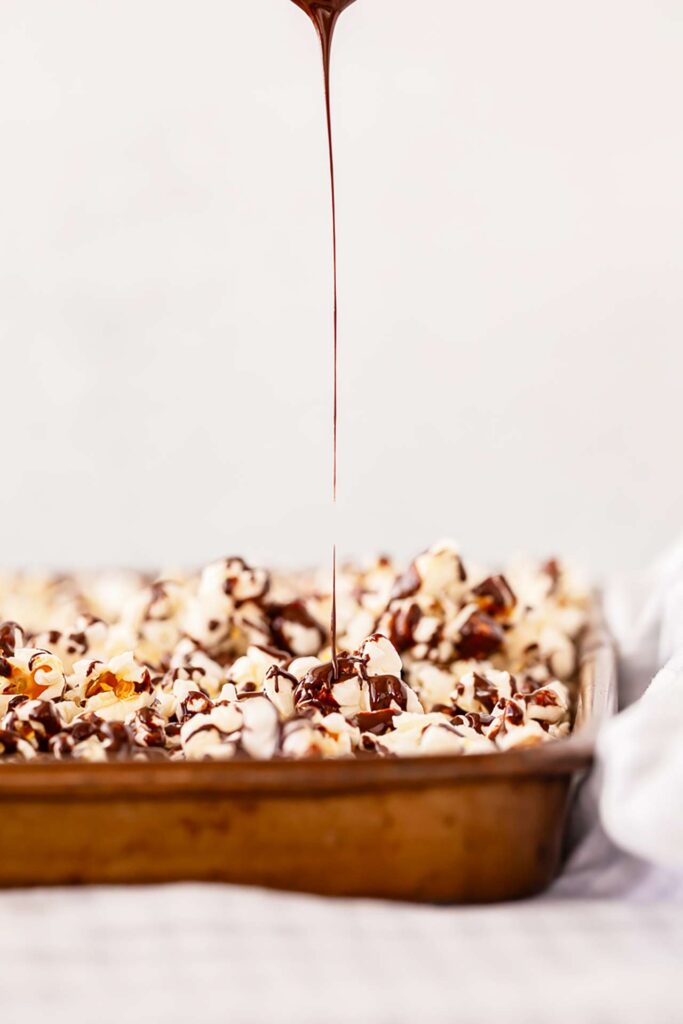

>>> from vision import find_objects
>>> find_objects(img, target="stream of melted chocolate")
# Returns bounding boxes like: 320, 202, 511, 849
290, 0, 357, 676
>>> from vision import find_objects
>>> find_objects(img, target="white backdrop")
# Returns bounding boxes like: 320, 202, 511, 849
1, 0, 681, 575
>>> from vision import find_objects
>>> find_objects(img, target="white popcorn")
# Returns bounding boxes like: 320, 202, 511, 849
288, 657, 321, 681
496, 721, 549, 751
239, 697, 279, 759
358, 633, 403, 678
263, 667, 296, 720
414, 539, 466, 598
410, 663, 455, 708
525, 681, 570, 724
0, 648, 66, 701
228, 646, 282, 691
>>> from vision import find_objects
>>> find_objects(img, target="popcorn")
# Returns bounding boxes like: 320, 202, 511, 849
1, 697, 63, 752
180, 711, 239, 761
168, 640, 227, 697
451, 605, 504, 660
524, 681, 570, 725
239, 696, 280, 759
0, 647, 66, 701
116, 580, 186, 668
177, 694, 280, 760
471, 574, 517, 619
0, 728, 36, 760
228, 645, 284, 692
0, 545, 587, 761
70, 652, 155, 722
212, 557, 270, 605
30, 616, 107, 673
281, 713, 359, 759
357, 633, 403, 678
413, 540, 467, 599
373, 712, 496, 757
409, 663, 456, 709
267, 600, 325, 657
130, 706, 167, 748
293, 635, 423, 727
263, 665, 297, 719
0, 621, 25, 655
494, 720, 549, 751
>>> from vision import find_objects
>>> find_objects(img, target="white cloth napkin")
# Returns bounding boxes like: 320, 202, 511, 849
550, 537, 683, 899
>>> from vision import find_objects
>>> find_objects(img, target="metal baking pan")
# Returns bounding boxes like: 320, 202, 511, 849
0, 618, 615, 902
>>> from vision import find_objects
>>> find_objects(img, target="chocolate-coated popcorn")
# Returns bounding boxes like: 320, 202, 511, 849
0, 544, 587, 761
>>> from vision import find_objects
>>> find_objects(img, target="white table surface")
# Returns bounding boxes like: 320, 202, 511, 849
1, 883, 682, 1024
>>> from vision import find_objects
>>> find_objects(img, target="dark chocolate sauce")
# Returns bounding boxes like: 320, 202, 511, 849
290, 0, 357, 677
471, 574, 517, 619
366, 674, 408, 712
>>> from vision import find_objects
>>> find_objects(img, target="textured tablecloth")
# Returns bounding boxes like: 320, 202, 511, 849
0, 883, 682, 1024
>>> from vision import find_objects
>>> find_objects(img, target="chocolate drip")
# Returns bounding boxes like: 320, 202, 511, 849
504, 700, 525, 727
290, 0, 357, 677
294, 661, 338, 713
294, 652, 356, 713
471, 672, 500, 713
331, 543, 337, 675
353, 708, 396, 735
366, 674, 407, 712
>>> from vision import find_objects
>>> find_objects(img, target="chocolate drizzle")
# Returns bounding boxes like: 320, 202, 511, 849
471, 672, 500, 713
353, 708, 395, 735
366, 674, 407, 712
290, 0, 357, 677
295, 658, 344, 713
